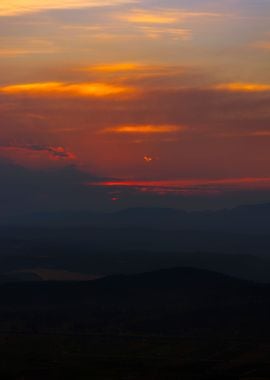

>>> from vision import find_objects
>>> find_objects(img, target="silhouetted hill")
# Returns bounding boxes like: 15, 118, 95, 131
96, 267, 247, 292
0, 267, 246, 304
1, 268, 270, 379
0, 267, 269, 337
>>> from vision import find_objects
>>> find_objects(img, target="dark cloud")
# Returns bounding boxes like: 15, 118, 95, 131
0, 160, 114, 219
0, 144, 76, 160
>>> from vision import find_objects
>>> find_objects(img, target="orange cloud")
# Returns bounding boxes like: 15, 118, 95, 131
214, 83, 270, 93
252, 41, 270, 50
0, 48, 53, 57
91, 62, 143, 73
0, 82, 135, 97
0, 39, 57, 57
83, 63, 186, 81
103, 125, 185, 134
144, 155, 154, 163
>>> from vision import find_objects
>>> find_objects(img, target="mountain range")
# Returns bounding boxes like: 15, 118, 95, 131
5, 202, 270, 233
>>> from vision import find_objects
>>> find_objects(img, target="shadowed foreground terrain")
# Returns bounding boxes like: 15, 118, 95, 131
1, 267, 270, 379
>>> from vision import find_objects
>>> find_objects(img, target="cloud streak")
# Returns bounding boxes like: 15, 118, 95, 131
103, 124, 185, 134
91, 63, 144, 73
90, 177, 270, 195
120, 9, 222, 25
214, 83, 270, 93
0, 0, 136, 16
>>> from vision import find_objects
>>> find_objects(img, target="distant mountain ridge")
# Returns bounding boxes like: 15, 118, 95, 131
5, 202, 270, 232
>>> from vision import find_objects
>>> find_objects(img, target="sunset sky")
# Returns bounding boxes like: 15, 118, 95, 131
0, 0, 270, 214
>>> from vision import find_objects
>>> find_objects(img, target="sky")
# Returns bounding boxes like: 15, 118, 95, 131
0, 0, 270, 215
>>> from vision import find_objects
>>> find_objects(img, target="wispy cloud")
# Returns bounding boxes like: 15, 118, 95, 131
252, 41, 270, 50
120, 9, 222, 25
0, 48, 54, 57
122, 10, 178, 25
138, 26, 191, 40
220, 130, 270, 138
115, 8, 223, 41
0, 0, 137, 16
0, 38, 58, 57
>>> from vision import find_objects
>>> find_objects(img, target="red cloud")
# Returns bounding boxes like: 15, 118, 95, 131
88, 177, 270, 196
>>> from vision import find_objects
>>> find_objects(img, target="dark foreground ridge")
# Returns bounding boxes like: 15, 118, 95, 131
0, 267, 269, 335
1, 267, 270, 379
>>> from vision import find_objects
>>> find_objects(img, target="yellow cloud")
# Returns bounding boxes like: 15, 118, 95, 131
0, 82, 135, 97
0, 0, 136, 16
214, 83, 270, 93
120, 9, 221, 25
103, 125, 185, 134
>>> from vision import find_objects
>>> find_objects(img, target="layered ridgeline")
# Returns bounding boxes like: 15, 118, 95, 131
1, 204, 270, 283
4, 203, 270, 232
